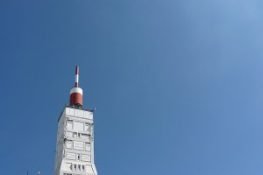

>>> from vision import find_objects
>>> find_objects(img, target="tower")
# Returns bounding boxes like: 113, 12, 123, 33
55, 66, 98, 175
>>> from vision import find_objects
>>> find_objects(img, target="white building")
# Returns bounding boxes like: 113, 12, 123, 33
55, 66, 98, 175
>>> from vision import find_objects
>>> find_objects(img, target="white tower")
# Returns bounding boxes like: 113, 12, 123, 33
55, 66, 98, 175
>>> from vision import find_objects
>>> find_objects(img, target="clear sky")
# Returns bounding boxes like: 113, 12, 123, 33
1, 0, 263, 175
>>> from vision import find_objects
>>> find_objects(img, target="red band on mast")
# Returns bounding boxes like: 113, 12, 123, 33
70, 65, 83, 107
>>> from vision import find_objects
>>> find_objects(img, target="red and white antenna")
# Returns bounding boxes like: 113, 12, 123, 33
74, 65, 79, 87
70, 65, 83, 107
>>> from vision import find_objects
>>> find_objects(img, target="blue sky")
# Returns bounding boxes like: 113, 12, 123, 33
1, 0, 263, 174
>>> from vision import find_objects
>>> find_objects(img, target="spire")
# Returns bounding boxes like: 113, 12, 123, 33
70, 65, 83, 108
74, 65, 79, 87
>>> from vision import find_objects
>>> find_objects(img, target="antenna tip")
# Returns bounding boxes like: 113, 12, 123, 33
75, 65, 79, 75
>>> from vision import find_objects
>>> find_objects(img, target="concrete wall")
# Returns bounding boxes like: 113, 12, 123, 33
55, 107, 98, 175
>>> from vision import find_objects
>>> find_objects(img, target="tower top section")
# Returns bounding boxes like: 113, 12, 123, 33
70, 65, 83, 108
